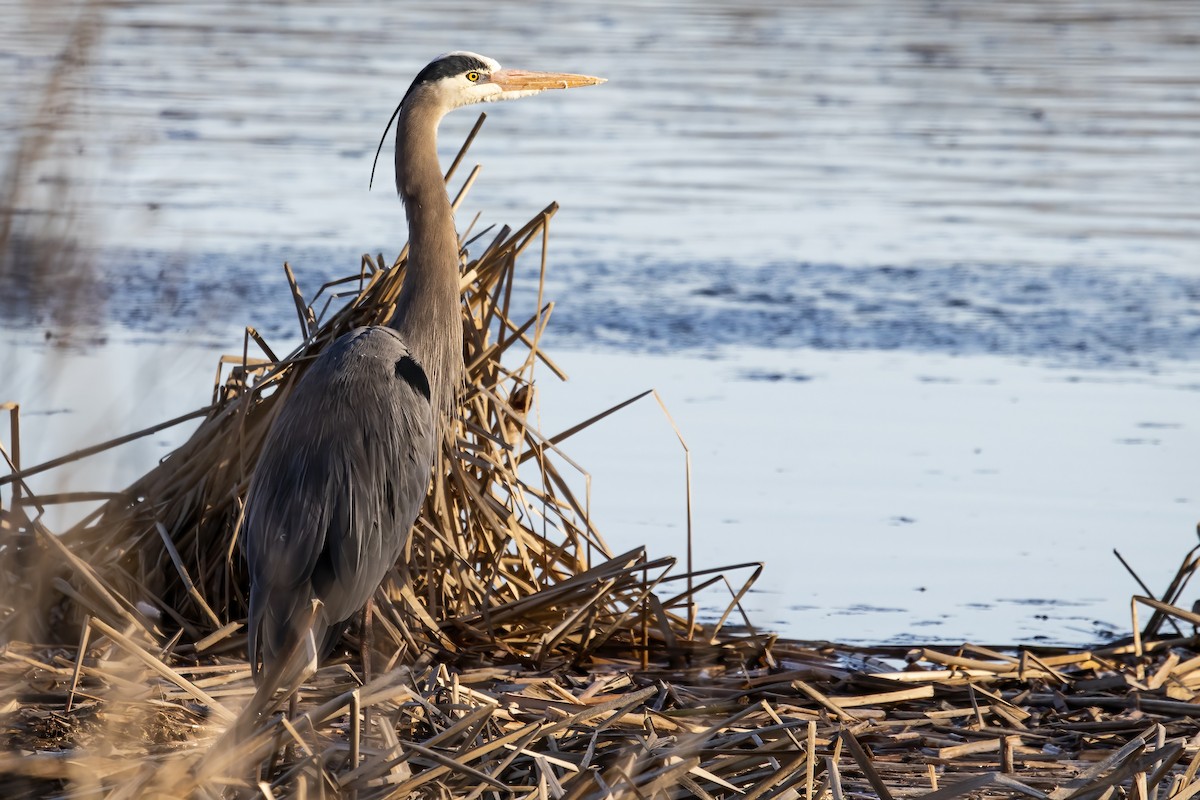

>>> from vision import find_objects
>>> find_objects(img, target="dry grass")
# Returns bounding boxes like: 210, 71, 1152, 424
3, 120, 1200, 798
0, 115, 743, 666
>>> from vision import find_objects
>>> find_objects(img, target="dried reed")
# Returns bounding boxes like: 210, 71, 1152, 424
3, 119, 1200, 799
1, 115, 744, 667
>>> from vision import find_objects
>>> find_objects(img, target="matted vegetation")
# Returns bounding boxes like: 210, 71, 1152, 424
3, 121, 1200, 799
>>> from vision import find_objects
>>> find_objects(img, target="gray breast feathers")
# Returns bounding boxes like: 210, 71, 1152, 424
243, 326, 437, 672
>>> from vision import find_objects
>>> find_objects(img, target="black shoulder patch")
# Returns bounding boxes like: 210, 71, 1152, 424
395, 355, 431, 403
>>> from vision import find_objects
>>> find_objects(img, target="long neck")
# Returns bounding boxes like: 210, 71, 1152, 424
389, 97, 465, 418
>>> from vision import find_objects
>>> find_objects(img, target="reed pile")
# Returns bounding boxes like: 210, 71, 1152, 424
3, 120, 1200, 798
3, 575, 1200, 799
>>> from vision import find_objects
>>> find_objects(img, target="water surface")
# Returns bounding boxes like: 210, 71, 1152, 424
3, 0, 1199, 645
5, 0, 1197, 275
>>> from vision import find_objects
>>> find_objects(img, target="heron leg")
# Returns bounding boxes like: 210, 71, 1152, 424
361, 601, 374, 685
358, 601, 378, 748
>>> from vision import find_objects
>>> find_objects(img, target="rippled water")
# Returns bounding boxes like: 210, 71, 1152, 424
3, 0, 1199, 360
3, 0, 1200, 644
6, 1, 1199, 267
4, 0, 1199, 357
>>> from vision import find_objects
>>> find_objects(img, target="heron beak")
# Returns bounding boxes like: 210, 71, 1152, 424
490, 69, 606, 92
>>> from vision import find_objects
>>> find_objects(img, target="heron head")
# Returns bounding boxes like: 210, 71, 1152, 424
370, 52, 604, 189
404, 51, 605, 109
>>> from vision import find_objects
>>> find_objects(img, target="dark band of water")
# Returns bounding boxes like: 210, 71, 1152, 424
4, 244, 1198, 370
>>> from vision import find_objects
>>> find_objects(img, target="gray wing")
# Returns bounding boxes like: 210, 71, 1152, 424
244, 326, 437, 674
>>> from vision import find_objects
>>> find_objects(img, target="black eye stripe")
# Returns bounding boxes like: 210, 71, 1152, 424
412, 54, 492, 87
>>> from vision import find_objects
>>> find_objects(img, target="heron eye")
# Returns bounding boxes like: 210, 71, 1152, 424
466, 71, 480, 82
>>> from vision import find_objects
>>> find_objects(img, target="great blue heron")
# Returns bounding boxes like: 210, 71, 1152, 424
243, 52, 603, 680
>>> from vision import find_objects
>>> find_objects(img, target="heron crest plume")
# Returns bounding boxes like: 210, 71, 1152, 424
369, 51, 605, 190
